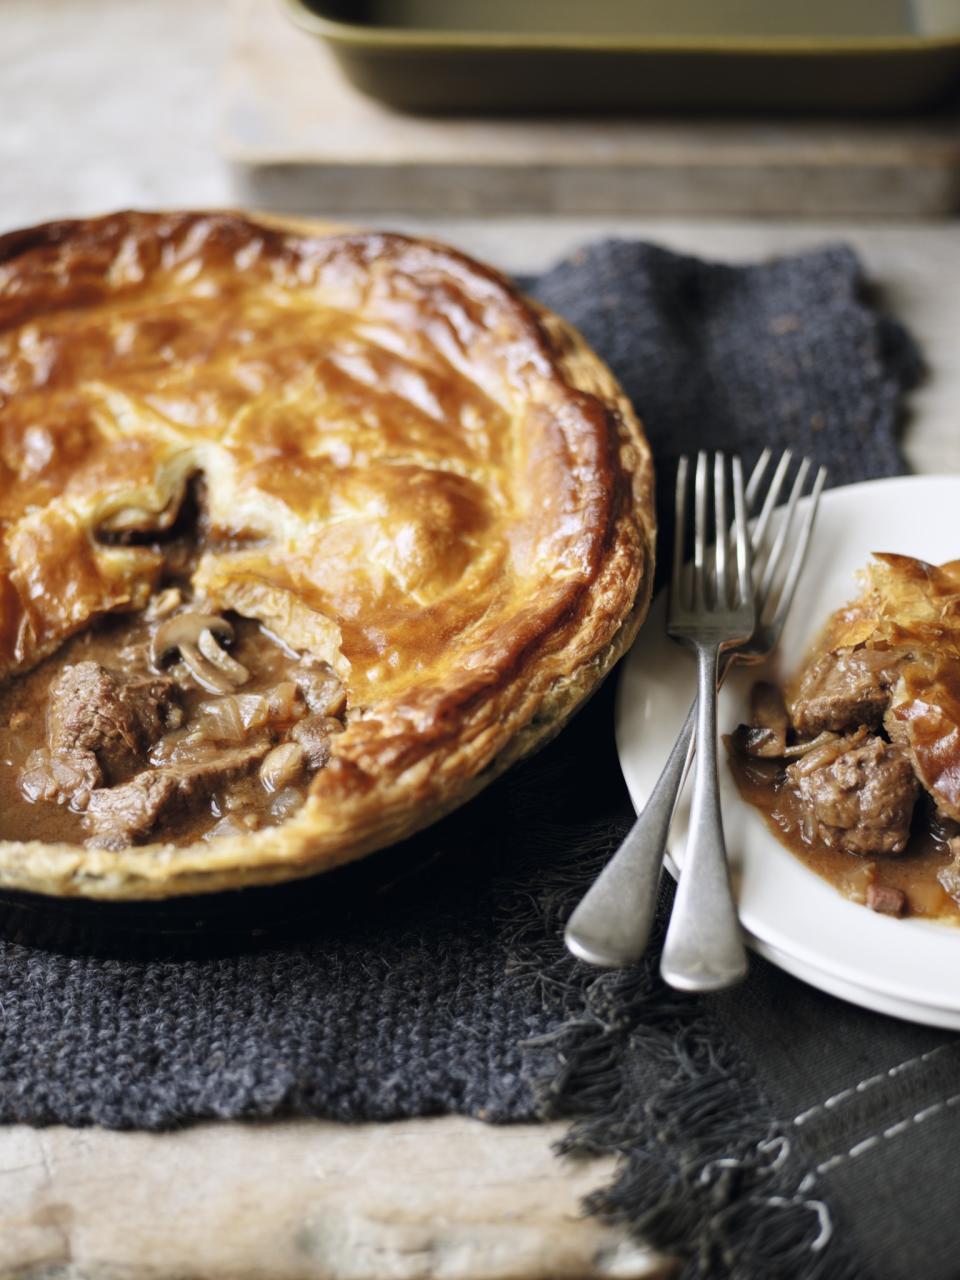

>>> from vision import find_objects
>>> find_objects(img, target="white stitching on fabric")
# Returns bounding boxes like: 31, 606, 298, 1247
792, 1043, 954, 1127
764, 1196, 833, 1251
813, 1091, 960, 1178
757, 1134, 791, 1171
697, 1135, 792, 1186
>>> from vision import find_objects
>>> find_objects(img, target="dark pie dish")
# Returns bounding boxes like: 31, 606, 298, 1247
0, 211, 654, 902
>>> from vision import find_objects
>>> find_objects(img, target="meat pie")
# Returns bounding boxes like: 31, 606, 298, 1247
0, 212, 654, 899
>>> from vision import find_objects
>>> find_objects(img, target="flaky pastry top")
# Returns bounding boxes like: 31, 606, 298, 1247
0, 212, 653, 896
823, 553, 960, 657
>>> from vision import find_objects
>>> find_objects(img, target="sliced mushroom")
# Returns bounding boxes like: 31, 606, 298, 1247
731, 682, 791, 759
151, 613, 249, 695
748, 682, 789, 755
198, 627, 250, 685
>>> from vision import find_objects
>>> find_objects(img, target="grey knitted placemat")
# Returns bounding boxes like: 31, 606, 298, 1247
1, 239, 944, 1280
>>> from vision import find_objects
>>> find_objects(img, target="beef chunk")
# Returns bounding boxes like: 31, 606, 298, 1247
866, 884, 907, 916
791, 647, 901, 737
47, 662, 180, 784
22, 662, 182, 807
119, 675, 184, 745
83, 740, 269, 848
48, 662, 140, 785
18, 747, 100, 807
786, 728, 918, 855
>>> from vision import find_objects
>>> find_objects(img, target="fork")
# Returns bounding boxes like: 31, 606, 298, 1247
657, 452, 756, 990
565, 449, 826, 974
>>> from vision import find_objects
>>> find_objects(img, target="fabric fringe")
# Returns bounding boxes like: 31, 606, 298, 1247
491, 768, 861, 1280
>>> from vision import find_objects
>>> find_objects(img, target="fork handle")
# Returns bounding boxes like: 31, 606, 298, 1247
564, 699, 695, 967
660, 642, 747, 991
565, 646, 747, 968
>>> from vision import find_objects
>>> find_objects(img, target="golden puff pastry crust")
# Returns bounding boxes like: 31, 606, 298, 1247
0, 211, 654, 899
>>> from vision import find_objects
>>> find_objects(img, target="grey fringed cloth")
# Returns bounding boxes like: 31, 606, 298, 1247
1, 239, 949, 1280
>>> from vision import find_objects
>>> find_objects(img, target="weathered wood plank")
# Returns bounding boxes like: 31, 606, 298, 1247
0, 1118, 669, 1280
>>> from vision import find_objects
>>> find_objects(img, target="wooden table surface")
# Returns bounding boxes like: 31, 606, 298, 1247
2, 2, 959, 1276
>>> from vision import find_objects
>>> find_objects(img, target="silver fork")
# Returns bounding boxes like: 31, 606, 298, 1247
565, 449, 826, 974
658, 452, 756, 990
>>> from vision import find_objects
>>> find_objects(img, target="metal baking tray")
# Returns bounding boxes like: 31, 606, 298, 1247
284, 0, 960, 113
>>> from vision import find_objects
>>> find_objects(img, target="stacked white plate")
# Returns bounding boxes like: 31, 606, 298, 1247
616, 476, 960, 1029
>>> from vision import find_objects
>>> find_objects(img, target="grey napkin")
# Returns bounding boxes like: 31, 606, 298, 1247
0, 238, 935, 1280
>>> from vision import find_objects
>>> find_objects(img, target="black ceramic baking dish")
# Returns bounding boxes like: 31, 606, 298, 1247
0, 793, 488, 959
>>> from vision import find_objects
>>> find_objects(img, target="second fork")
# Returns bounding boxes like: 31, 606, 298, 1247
659, 453, 755, 991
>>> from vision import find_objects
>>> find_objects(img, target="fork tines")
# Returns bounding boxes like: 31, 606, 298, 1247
673, 448, 827, 625
672, 451, 753, 620
744, 449, 828, 632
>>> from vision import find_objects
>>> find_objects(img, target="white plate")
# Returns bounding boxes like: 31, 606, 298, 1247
757, 937, 960, 1030
616, 475, 960, 1027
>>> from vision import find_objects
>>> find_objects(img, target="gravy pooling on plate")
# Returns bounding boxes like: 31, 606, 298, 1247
728, 553, 960, 921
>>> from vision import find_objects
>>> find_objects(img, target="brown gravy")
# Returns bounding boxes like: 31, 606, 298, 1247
0, 610, 334, 848
727, 743, 960, 922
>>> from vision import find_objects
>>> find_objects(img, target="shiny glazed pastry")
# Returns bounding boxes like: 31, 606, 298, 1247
0, 211, 654, 899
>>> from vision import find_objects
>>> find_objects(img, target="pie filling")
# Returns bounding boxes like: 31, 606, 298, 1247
728, 553, 960, 922
0, 493, 346, 850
